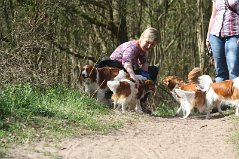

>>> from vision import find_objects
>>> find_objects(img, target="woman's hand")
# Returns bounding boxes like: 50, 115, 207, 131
206, 39, 210, 48
131, 74, 140, 88
124, 62, 139, 87
209, 56, 214, 67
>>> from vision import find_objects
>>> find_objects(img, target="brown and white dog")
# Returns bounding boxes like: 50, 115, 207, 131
107, 79, 155, 113
80, 65, 129, 104
80, 65, 146, 105
162, 75, 207, 119
197, 75, 239, 118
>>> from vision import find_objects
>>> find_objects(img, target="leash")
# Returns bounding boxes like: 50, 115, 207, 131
90, 79, 106, 98
203, 46, 214, 74
225, 0, 239, 16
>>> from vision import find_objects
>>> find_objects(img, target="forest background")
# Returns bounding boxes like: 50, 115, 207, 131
0, 0, 213, 97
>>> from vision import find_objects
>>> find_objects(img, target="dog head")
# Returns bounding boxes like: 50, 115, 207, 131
136, 79, 155, 99
162, 76, 184, 91
80, 65, 97, 81
142, 80, 156, 93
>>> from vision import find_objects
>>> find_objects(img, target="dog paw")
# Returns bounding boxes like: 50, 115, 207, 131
206, 115, 212, 119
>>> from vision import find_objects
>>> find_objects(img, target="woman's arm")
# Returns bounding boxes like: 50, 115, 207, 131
124, 62, 139, 87
206, 2, 217, 47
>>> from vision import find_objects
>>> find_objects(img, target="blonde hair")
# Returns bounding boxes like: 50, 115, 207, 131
140, 27, 159, 43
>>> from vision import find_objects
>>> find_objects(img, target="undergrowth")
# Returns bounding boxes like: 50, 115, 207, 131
0, 83, 129, 157
2, 83, 238, 157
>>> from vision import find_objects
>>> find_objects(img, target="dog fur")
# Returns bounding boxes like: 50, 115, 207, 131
162, 74, 207, 119
107, 79, 155, 113
80, 65, 129, 104
197, 75, 239, 119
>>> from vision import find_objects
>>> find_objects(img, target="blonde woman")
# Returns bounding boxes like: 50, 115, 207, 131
109, 27, 159, 86
95, 27, 159, 113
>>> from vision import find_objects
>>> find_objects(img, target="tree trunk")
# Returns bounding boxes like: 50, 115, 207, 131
196, 0, 206, 70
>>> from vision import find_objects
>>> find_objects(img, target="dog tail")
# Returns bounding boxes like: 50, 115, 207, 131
197, 75, 213, 92
188, 67, 202, 84
107, 81, 120, 93
174, 89, 195, 103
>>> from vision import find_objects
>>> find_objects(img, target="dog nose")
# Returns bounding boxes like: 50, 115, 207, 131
81, 72, 88, 78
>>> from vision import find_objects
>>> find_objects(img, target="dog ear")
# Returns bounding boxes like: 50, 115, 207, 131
143, 80, 155, 91
174, 89, 195, 102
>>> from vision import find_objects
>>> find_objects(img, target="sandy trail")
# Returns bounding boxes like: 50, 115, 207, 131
7, 114, 237, 159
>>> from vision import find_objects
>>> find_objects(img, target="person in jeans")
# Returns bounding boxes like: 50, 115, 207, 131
206, 0, 239, 82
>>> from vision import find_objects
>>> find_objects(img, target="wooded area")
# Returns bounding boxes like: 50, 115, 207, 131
0, 0, 213, 88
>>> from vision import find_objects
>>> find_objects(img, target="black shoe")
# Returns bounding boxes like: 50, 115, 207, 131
211, 104, 231, 113
140, 101, 152, 114
105, 90, 113, 99
140, 93, 152, 114
221, 103, 231, 111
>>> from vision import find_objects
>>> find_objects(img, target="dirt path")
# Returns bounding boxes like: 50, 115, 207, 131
7, 114, 238, 159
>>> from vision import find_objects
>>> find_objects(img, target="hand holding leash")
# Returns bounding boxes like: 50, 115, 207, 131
206, 39, 210, 49
206, 39, 214, 67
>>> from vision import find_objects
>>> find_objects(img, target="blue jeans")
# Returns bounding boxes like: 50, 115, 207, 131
209, 34, 239, 82
135, 66, 159, 82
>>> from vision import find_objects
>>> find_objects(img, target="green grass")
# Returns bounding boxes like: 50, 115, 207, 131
0, 83, 136, 157
1, 83, 238, 158
229, 115, 239, 155
153, 103, 177, 116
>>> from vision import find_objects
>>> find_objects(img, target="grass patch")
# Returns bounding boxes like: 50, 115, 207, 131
229, 115, 239, 155
153, 103, 177, 116
0, 83, 137, 157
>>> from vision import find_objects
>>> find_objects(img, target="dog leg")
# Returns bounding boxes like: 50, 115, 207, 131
175, 106, 182, 116
116, 104, 121, 110
205, 105, 213, 119
97, 89, 109, 105
235, 103, 239, 116
113, 101, 118, 109
135, 100, 143, 113
216, 102, 224, 116
181, 106, 191, 119
236, 107, 239, 116
205, 98, 214, 119
181, 102, 187, 118
122, 103, 127, 113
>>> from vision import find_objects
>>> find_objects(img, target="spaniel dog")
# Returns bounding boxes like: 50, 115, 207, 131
80, 65, 128, 104
107, 78, 155, 113
197, 75, 239, 119
163, 75, 207, 119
